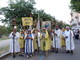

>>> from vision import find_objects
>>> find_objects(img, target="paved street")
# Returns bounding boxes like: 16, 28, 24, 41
3, 39, 80, 60
0, 39, 10, 48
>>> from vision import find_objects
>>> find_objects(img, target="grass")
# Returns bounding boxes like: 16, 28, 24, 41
0, 46, 9, 56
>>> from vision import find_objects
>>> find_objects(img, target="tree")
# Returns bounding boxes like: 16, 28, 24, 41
52, 20, 70, 29
0, 0, 35, 27
0, 0, 69, 29
70, 0, 80, 12
36, 10, 54, 21
0, 26, 8, 35
32, 9, 55, 28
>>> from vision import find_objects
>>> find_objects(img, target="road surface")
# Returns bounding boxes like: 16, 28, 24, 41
2, 39, 80, 60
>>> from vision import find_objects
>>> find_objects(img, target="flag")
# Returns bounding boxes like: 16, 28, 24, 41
36, 13, 40, 30
37, 20, 40, 30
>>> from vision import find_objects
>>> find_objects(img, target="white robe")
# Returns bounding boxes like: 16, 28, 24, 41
25, 33, 34, 54
9, 32, 20, 53
51, 33, 55, 48
38, 32, 41, 47
54, 29, 61, 48
64, 30, 75, 50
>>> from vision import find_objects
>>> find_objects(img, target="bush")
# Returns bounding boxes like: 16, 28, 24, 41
0, 26, 8, 35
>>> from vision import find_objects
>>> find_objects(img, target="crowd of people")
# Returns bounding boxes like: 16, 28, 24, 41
73, 29, 80, 40
9, 25, 76, 58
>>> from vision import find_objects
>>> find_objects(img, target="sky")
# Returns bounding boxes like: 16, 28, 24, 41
0, 0, 71, 25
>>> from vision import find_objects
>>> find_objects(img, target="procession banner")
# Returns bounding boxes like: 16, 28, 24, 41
42, 21, 51, 29
22, 17, 33, 26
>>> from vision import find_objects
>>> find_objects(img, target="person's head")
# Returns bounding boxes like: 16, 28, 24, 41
13, 29, 17, 33
33, 30, 36, 33
66, 26, 70, 31
43, 28, 46, 33
55, 25, 59, 29
28, 30, 31, 34
21, 30, 24, 34
51, 29, 54, 33
13, 26, 17, 33
62, 28, 65, 32
37, 29, 40, 32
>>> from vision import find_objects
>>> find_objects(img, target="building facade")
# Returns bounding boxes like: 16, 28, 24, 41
70, 11, 80, 29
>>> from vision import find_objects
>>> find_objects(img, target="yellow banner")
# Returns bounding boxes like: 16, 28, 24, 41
22, 17, 33, 26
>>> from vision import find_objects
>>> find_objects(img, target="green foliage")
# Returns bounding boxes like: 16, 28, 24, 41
70, 0, 80, 12
7, 26, 13, 34
0, 0, 69, 29
0, 26, 8, 35
0, 0, 54, 28
36, 10, 54, 21
0, 0, 35, 26
55, 21, 70, 29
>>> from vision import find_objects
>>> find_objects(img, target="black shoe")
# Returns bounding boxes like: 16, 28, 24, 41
66, 50, 69, 53
13, 55, 16, 58
55, 50, 58, 53
71, 50, 74, 54
51, 50, 54, 52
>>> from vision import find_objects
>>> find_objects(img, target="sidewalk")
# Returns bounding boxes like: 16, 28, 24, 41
0, 39, 10, 48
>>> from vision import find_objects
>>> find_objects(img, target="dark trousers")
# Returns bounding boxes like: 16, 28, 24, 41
75, 35, 79, 39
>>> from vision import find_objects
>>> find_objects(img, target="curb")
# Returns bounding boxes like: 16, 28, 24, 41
0, 52, 10, 59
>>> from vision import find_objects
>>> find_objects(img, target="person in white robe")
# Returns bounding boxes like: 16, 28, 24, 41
9, 26, 20, 54
50, 29, 55, 52
37, 30, 41, 48
64, 26, 75, 54
54, 25, 61, 53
